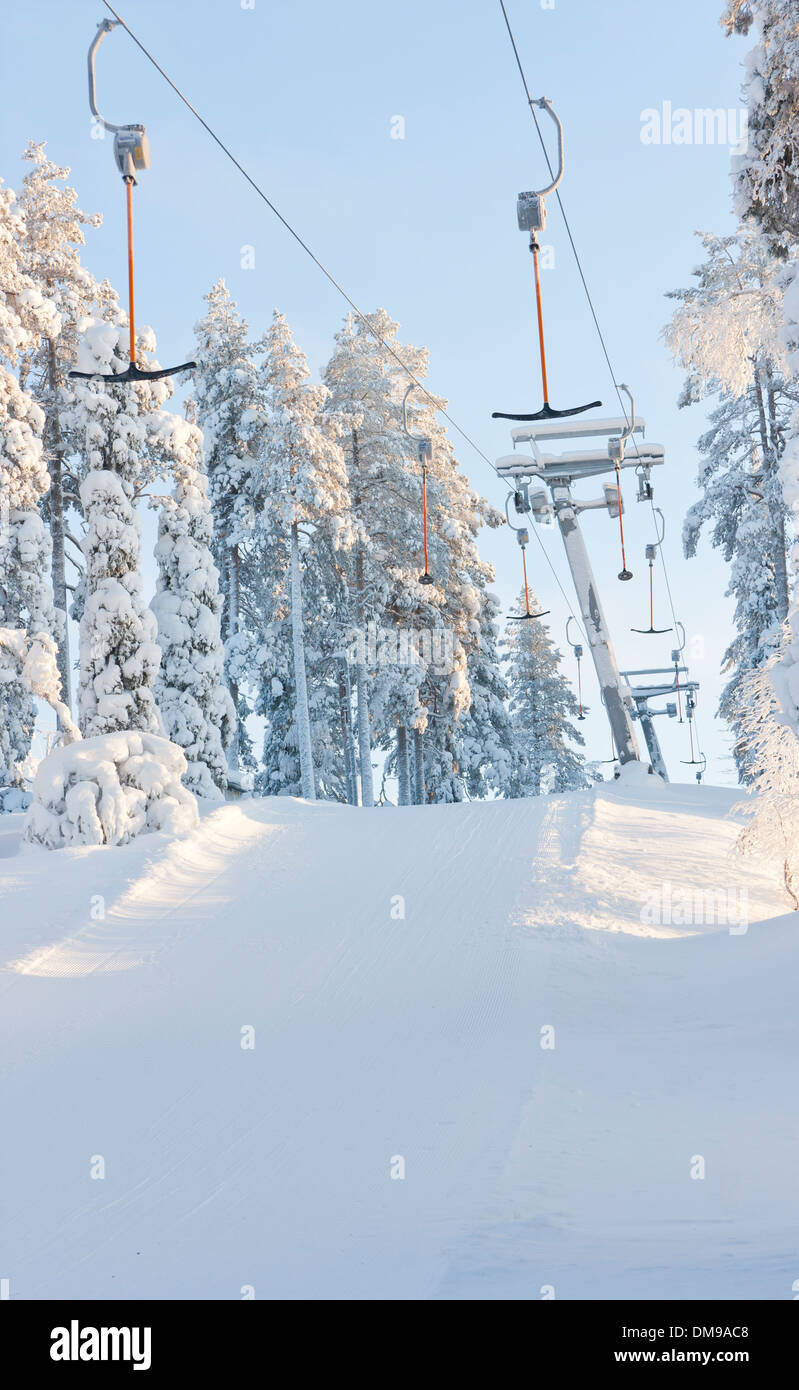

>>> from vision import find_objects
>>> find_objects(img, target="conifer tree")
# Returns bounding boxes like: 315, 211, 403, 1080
0, 182, 59, 804
256, 311, 353, 801
15, 142, 111, 708
192, 281, 263, 771
151, 409, 235, 799
503, 599, 587, 796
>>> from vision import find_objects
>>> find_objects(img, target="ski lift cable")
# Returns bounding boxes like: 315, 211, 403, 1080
98, 0, 491, 475
498, 0, 692, 673
99, 1, 589, 642
497, 0, 631, 426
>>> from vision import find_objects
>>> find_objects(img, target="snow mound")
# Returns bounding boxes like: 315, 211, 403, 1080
24, 731, 199, 850
614, 757, 664, 789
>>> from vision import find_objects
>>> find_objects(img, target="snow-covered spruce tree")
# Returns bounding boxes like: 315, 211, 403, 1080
150, 408, 235, 799
722, 0, 799, 253
64, 320, 173, 735
503, 599, 588, 796
15, 142, 112, 710
407, 400, 509, 803
26, 321, 201, 849
665, 228, 797, 775
254, 310, 353, 801
0, 182, 60, 807
193, 281, 263, 771
457, 588, 517, 799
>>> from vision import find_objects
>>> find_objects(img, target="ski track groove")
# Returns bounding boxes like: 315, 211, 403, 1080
2, 787, 795, 1299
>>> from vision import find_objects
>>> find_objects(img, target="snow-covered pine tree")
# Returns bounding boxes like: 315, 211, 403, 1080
721, 2, 799, 745
457, 587, 517, 799
255, 310, 353, 802
722, 0, 799, 252
254, 556, 353, 802
0, 181, 59, 807
683, 390, 795, 775
150, 407, 235, 799
64, 320, 172, 736
192, 281, 263, 772
323, 311, 433, 807
15, 142, 112, 710
406, 400, 508, 803
665, 228, 796, 776
324, 310, 512, 805
503, 599, 587, 796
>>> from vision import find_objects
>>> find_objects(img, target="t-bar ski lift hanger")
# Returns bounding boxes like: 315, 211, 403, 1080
566, 615, 587, 719
69, 19, 196, 385
632, 507, 672, 634
402, 384, 435, 585
492, 99, 602, 424
505, 487, 550, 620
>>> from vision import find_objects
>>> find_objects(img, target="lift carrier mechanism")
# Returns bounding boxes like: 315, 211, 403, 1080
70, 19, 196, 384
619, 666, 699, 782
496, 407, 666, 768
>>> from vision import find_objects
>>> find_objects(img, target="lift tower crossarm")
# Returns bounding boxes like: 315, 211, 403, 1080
511, 416, 646, 446
495, 408, 670, 769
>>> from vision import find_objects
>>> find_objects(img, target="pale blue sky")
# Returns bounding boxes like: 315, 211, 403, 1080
1, 0, 754, 783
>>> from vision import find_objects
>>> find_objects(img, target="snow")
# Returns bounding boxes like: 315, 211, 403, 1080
1, 779, 796, 1299
24, 730, 198, 849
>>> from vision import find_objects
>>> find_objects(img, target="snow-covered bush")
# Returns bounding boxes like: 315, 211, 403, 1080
24, 731, 198, 850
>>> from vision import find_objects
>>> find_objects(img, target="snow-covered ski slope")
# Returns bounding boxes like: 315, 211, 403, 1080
1, 772, 797, 1300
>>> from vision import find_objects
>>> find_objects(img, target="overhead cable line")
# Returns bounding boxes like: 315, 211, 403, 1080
498, 0, 698, 734
99, 0, 589, 642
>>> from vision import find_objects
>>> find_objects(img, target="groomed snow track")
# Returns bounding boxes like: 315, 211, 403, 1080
0, 776, 797, 1299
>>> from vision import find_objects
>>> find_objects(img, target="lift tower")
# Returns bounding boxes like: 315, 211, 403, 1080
496, 409, 666, 767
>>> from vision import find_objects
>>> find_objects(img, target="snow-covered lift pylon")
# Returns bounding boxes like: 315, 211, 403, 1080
492, 99, 601, 424
69, 19, 196, 385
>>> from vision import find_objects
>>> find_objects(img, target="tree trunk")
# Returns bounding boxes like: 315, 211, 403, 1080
396, 724, 410, 806
351, 429, 374, 807
46, 339, 71, 717
412, 727, 425, 805
226, 542, 241, 774
290, 522, 316, 801
338, 660, 358, 805
754, 364, 790, 621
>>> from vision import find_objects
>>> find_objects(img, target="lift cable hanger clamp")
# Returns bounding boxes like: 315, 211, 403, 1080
69, 18, 196, 385
492, 98, 602, 424
505, 492, 549, 620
